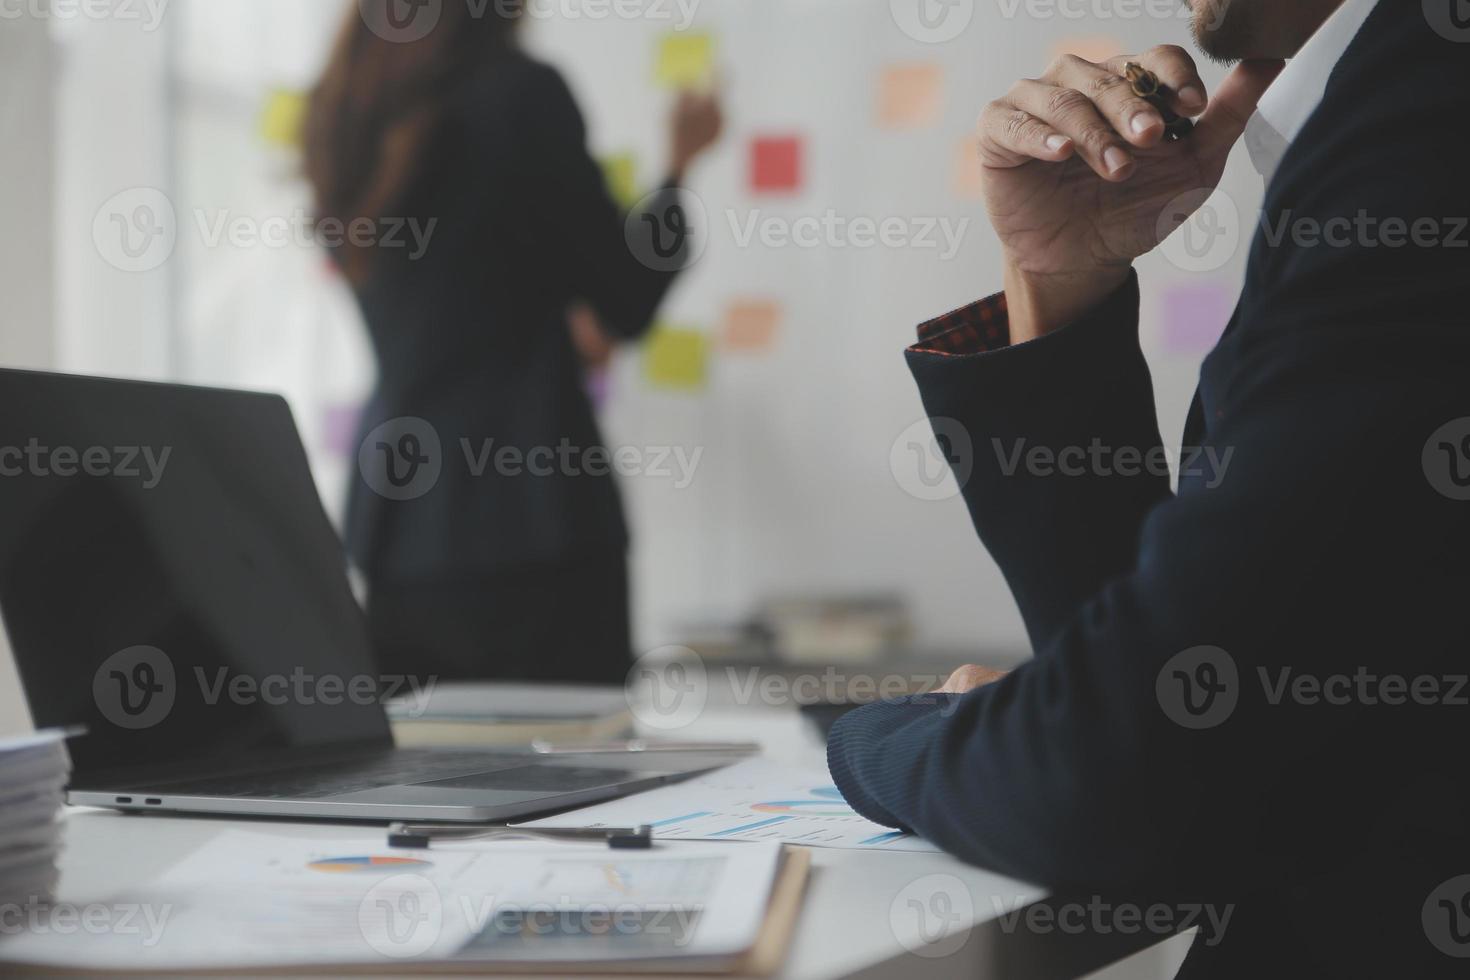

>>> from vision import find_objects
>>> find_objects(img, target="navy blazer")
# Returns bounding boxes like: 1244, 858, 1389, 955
829, 3, 1470, 975
343, 53, 681, 581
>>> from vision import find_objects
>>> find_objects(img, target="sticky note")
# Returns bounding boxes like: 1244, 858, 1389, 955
321, 402, 364, 457
259, 89, 308, 149
643, 325, 709, 391
952, 137, 985, 201
750, 136, 803, 194
721, 300, 781, 353
585, 368, 613, 409
602, 153, 641, 210
1049, 36, 1126, 64
656, 33, 715, 89
1159, 283, 1236, 355
877, 64, 943, 129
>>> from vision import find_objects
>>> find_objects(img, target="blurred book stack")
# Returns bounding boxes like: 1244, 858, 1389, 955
386, 683, 634, 747
0, 731, 72, 909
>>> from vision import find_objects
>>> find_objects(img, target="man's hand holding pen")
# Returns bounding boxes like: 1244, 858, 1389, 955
975, 48, 1284, 344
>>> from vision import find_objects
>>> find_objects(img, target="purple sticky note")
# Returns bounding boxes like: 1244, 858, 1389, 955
321, 401, 364, 458
585, 369, 613, 410
1160, 283, 1236, 355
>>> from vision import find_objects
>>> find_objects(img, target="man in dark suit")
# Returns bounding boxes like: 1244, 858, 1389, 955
828, 1, 1470, 974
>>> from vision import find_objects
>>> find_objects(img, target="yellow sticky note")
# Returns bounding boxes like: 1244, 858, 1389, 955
877, 64, 943, 129
721, 300, 781, 353
1049, 36, 1126, 64
952, 136, 985, 201
643, 325, 709, 391
602, 153, 641, 210
259, 89, 308, 149
656, 33, 715, 89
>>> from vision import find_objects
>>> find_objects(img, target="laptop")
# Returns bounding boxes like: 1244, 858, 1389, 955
0, 368, 716, 822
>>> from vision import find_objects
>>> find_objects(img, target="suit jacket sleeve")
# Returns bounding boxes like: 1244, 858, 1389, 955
515, 63, 682, 340
906, 273, 1172, 652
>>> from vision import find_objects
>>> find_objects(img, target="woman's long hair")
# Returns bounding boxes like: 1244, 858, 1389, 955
304, 1, 520, 283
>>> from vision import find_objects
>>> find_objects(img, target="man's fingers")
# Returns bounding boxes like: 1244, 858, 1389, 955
1102, 45, 1208, 117
977, 99, 1075, 168
1004, 79, 1135, 181
1046, 55, 1167, 150
1194, 58, 1286, 158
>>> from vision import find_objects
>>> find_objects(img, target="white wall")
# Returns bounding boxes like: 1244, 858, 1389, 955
29, 1, 1269, 663
0, 8, 52, 732
528, 1, 1264, 655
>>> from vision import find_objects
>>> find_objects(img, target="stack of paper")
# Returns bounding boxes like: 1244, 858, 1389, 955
0, 731, 71, 910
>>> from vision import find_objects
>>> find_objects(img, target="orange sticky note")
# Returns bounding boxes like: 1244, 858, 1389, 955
877, 64, 943, 129
1049, 36, 1126, 64
643, 325, 709, 391
952, 137, 985, 201
721, 301, 781, 353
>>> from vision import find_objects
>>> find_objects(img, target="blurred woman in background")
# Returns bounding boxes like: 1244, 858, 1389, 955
304, 1, 722, 684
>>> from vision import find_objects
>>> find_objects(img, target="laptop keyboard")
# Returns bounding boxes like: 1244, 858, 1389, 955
134, 749, 530, 800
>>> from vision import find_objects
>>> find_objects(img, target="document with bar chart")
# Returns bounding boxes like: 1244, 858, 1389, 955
519, 759, 940, 851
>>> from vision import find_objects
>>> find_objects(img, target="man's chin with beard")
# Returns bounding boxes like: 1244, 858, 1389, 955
1188, 0, 1344, 63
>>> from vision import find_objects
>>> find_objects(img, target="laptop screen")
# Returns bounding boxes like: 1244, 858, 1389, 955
0, 370, 392, 780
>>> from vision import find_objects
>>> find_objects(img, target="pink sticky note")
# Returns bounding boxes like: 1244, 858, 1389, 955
321, 401, 364, 457
1160, 283, 1237, 355
751, 136, 803, 193
585, 368, 613, 409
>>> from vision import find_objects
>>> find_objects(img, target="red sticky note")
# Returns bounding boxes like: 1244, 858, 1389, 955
751, 136, 803, 193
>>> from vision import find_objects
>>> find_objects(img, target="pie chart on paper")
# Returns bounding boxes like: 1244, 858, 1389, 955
307, 855, 433, 873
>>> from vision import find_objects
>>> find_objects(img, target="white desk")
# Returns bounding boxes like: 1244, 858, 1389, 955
55, 704, 1160, 979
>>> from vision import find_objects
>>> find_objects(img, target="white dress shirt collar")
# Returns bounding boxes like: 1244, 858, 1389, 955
1243, 0, 1381, 184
